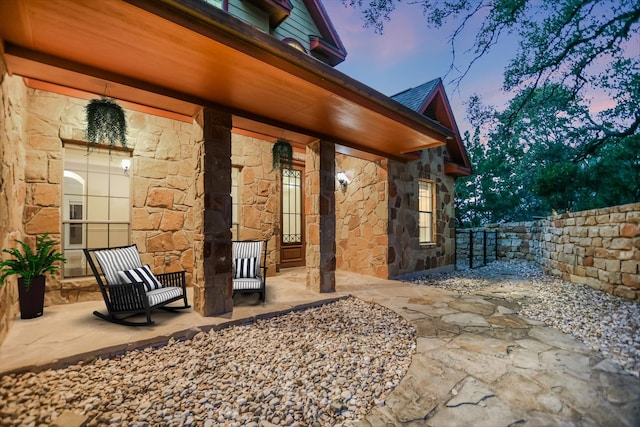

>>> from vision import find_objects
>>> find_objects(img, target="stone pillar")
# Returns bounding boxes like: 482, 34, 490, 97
305, 140, 336, 292
195, 107, 233, 316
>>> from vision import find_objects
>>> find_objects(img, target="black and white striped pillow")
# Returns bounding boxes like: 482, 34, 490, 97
117, 265, 162, 292
94, 245, 143, 286
234, 257, 257, 279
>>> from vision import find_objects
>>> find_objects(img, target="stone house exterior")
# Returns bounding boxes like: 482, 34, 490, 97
0, 0, 471, 343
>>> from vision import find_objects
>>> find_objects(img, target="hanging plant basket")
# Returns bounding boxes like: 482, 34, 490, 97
85, 97, 128, 148
272, 138, 293, 171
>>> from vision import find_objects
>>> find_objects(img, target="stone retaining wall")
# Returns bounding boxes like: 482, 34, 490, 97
457, 203, 640, 300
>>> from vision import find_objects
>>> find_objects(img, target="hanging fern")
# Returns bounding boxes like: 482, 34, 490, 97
85, 97, 127, 147
272, 138, 293, 171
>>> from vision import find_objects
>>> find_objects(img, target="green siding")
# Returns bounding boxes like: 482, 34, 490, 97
202, 0, 332, 65
272, 0, 320, 52
202, 0, 224, 9
228, 0, 270, 32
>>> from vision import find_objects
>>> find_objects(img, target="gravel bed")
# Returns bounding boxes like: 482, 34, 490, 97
409, 260, 640, 378
0, 298, 416, 427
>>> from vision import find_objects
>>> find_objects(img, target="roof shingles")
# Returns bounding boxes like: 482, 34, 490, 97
391, 78, 441, 112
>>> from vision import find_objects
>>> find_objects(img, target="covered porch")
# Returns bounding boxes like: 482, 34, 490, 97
0, 0, 462, 333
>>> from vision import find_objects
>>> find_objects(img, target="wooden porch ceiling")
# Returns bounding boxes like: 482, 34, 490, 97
0, 0, 453, 159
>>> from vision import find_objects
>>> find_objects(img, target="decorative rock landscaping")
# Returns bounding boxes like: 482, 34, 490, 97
0, 298, 416, 426
2, 261, 639, 426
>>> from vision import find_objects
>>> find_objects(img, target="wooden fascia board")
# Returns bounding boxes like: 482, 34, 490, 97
302, 0, 347, 56
445, 162, 472, 177
125, 0, 455, 143
309, 36, 346, 66
418, 81, 472, 172
3, 43, 209, 111
3, 44, 432, 162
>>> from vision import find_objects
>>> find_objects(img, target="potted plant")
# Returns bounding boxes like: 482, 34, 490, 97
85, 97, 128, 148
0, 233, 66, 319
272, 138, 293, 171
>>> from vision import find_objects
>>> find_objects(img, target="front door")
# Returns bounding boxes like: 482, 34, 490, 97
280, 163, 305, 268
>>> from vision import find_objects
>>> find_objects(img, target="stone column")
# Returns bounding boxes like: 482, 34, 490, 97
305, 140, 336, 292
195, 107, 233, 316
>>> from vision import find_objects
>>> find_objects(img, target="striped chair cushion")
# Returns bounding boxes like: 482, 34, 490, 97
146, 286, 184, 307
117, 265, 162, 292
232, 241, 263, 278
232, 278, 262, 291
234, 257, 257, 279
94, 245, 143, 286
233, 241, 263, 259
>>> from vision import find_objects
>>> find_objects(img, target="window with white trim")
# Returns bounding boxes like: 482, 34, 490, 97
231, 166, 240, 239
419, 179, 436, 244
62, 143, 131, 277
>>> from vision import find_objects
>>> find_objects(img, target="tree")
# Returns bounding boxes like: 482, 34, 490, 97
455, 83, 639, 224
345, 0, 640, 158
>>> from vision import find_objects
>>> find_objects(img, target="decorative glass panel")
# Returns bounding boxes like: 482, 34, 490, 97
282, 168, 302, 244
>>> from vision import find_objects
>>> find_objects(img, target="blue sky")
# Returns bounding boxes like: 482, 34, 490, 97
322, 1, 517, 135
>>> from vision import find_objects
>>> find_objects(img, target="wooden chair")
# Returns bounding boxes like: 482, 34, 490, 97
232, 240, 268, 302
84, 244, 190, 326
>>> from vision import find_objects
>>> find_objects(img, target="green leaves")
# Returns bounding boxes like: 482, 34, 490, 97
456, 84, 639, 226
346, 0, 640, 156
86, 97, 127, 148
0, 233, 66, 292
272, 138, 294, 171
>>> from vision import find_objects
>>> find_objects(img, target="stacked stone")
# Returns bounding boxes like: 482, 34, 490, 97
0, 298, 416, 426
540, 204, 639, 300
456, 203, 640, 300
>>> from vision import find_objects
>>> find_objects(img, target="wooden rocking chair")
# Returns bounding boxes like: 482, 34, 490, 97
84, 244, 190, 326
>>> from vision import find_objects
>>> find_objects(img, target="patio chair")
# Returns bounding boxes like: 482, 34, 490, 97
232, 240, 268, 302
84, 244, 190, 326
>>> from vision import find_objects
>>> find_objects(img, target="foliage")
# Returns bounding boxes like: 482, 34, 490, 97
272, 138, 294, 171
86, 97, 128, 147
455, 85, 639, 226
345, 0, 640, 157
0, 233, 66, 292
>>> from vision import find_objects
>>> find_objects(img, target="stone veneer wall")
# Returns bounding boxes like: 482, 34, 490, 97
457, 203, 640, 300
335, 153, 389, 278
231, 134, 281, 275
5, 87, 201, 307
0, 69, 28, 345
388, 146, 457, 277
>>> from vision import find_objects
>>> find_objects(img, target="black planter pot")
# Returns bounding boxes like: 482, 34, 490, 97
17, 276, 46, 319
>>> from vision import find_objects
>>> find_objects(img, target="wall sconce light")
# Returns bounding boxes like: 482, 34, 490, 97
336, 171, 350, 188
121, 158, 131, 176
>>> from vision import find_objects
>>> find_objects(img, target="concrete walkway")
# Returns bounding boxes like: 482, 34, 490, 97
1, 267, 639, 426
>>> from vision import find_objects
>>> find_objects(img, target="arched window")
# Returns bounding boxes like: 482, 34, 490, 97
282, 38, 307, 54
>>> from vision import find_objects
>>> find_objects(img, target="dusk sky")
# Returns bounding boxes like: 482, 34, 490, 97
322, 1, 520, 135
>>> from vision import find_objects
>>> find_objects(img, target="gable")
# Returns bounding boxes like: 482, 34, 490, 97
270, 0, 347, 66
392, 79, 472, 177
272, 0, 321, 51
214, 0, 346, 66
